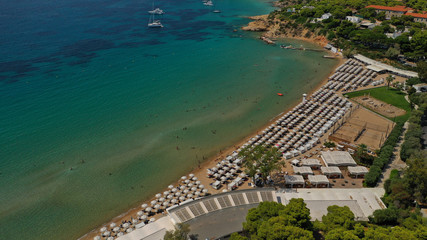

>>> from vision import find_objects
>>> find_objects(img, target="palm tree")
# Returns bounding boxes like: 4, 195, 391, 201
386, 74, 395, 89
239, 145, 284, 186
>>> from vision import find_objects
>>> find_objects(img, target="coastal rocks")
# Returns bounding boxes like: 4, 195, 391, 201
241, 15, 269, 31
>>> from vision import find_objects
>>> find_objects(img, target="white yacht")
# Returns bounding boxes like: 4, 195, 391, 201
204, 0, 213, 6
148, 8, 164, 15
148, 13, 163, 28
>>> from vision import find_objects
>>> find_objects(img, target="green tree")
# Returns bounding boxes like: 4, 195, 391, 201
230, 232, 248, 240
322, 206, 355, 232
280, 198, 312, 230
354, 144, 374, 166
243, 201, 285, 235
386, 75, 395, 89
416, 61, 427, 83
371, 207, 399, 225
239, 145, 284, 186
325, 228, 360, 240
164, 223, 190, 240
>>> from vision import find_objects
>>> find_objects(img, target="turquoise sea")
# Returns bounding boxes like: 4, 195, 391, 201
0, 0, 337, 239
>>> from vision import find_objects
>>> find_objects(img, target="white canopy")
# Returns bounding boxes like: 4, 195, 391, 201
308, 175, 329, 186
293, 166, 314, 175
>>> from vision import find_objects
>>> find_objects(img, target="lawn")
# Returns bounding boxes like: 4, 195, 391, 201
345, 86, 411, 123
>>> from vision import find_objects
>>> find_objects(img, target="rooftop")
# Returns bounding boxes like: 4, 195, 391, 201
121, 188, 386, 239
365, 5, 412, 12
293, 166, 314, 175
284, 175, 305, 184
301, 158, 321, 166
307, 175, 329, 185
321, 166, 342, 175
348, 166, 369, 175
405, 12, 427, 19
321, 151, 357, 167
354, 54, 418, 78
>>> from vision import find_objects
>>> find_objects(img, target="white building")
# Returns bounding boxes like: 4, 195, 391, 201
346, 16, 360, 23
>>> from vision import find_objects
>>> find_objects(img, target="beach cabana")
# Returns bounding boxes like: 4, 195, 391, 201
291, 159, 300, 166
212, 181, 222, 190
348, 166, 369, 178
321, 166, 342, 178
293, 166, 314, 177
307, 175, 329, 187
284, 152, 293, 159
301, 158, 322, 169
284, 175, 305, 188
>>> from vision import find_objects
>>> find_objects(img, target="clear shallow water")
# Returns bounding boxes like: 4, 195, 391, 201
0, 0, 337, 239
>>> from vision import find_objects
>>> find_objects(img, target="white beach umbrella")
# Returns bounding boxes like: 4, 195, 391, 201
141, 215, 148, 220
141, 203, 148, 209
199, 184, 205, 189
179, 196, 185, 201
145, 207, 152, 212
171, 188, 177, 193
222, 189, 228, 193
109, 223, 116, 228
167, 194, 173, 199
191, 187, 197, 191
107, 237, 114, 240
150, 200, 157, 206
175, 192, 181, 197
181, 176, 187, 180
154, 204, 161, 209
184, 179, 190, 184
94, 236, 101, 240
183, 189, 189, 194
163, 201, 170, 206
188, 194, 193, 198
150, 218, 155, 223
203, 189, 208, 193
188, 183, 194, 188
155, 193, 161, 198
102, 231, 111, 237
189, 173, 195, 178
195, 191, 201, 196
163, 191, 170, 196
132, 219, 138, 224
159, 197, 165, 202
171, 199, 178, 204
192, 177, 198, 181
137, 211, 143, 216
122, 223, 130, 228
126, 228, 133, 233
100, 227, 107, 233
195, 180, 201, 185
168, 185, 174, 189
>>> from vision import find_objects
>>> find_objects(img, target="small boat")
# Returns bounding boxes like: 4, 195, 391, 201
213, 9, 221, 13
277, 93, 283, 96
148, 19, 163, 28
204, 0, 213, 6
148, 8, 164, 15
280, 45, 294, 49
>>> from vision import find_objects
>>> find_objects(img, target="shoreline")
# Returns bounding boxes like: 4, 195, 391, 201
80, 40, 344, 240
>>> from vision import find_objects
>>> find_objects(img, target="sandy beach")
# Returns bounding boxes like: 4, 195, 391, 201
80, 44, 344, 239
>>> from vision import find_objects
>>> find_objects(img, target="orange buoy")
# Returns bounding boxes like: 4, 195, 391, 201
277, 93, 283, 96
